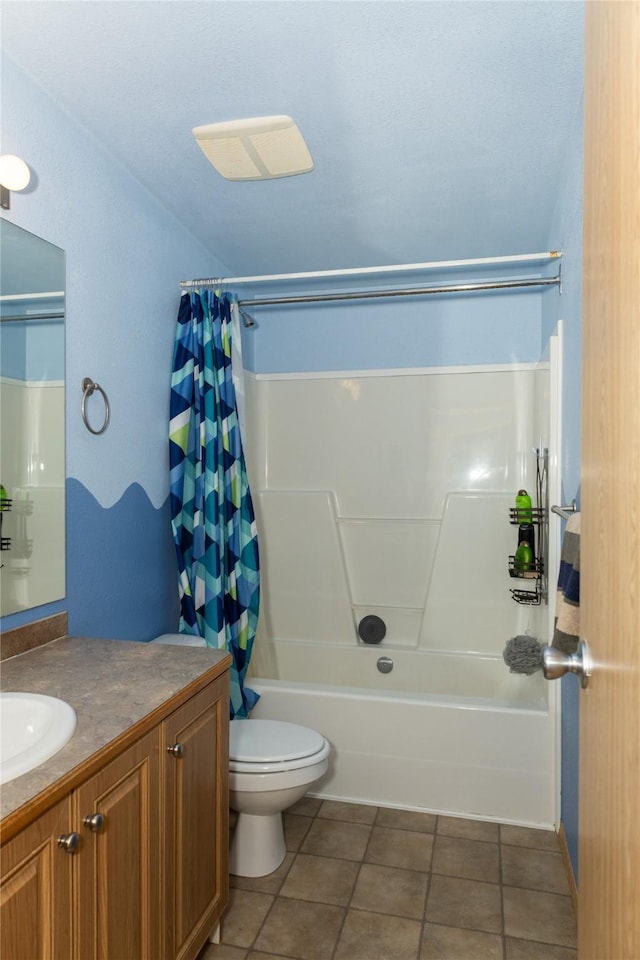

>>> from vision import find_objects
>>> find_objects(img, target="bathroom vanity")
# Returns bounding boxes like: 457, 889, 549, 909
0, 636, 231, 960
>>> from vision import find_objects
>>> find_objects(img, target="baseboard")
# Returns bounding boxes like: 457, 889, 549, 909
558, 821, 578, 912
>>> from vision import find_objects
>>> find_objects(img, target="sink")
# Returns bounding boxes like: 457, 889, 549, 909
0, 692, 77, 785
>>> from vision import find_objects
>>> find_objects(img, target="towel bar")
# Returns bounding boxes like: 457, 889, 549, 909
551, 501, 577, 520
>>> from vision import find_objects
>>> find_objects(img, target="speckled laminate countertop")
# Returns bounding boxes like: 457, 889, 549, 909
1, 636, 231, 825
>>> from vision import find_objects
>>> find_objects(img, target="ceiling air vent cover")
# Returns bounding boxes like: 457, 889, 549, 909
192, 115, 314, 181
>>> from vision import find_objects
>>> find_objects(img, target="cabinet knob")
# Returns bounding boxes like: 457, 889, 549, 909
83, 812, 105, 833
57, 832, 81, 853
167, 742, 184, 758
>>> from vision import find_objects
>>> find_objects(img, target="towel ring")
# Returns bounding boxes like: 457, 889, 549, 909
81, 377, 110, 435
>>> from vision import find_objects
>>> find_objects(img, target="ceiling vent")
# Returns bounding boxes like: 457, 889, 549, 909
192, 116, 314, 181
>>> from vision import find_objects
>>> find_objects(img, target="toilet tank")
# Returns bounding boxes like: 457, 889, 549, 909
150, 633, 207, 647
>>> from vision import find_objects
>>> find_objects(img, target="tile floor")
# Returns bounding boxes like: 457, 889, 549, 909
201, 798, 576, 960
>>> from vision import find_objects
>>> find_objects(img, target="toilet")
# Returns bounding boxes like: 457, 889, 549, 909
150, 634, 330, 877
229, 717, 330, 876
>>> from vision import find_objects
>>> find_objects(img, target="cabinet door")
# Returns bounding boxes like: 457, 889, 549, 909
74, 728, 161, 960
163, 674, 229, 960
1, 795, 74, 960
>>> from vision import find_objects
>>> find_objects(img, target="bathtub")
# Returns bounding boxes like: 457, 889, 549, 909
244, 361, 562, 828
248, 646, 558, 828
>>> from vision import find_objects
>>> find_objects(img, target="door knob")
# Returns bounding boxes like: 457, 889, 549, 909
83, 812, 105, 833
541, 640, 592, 689
57, 832, 81, 853
167, 742, 184, 758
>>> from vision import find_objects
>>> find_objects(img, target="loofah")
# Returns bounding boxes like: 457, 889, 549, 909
503, 634, 543, 675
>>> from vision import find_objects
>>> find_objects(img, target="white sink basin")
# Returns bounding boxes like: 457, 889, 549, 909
0, 692, 77, 784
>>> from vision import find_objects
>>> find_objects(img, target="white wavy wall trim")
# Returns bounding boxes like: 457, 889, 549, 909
244, 365, 550, 684
0, 378, 65, 614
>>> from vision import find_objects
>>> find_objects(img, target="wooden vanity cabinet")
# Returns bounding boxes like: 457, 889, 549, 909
74, 728, 161, 960
0, 796, 74, 960
0, 667, 230, 960
162, 674, 229, 960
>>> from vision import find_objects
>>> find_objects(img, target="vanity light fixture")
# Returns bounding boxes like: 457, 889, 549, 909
0, 155, 31, 209
192, 116, 314, 181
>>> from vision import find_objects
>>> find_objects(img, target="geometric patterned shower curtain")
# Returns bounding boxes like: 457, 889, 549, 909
169, 289, 260, 718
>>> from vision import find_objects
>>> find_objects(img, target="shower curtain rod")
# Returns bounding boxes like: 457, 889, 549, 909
234, 276, 560, 308
0, 312, 64, 323
180, 251, 561, 289
0, 291, 64, 302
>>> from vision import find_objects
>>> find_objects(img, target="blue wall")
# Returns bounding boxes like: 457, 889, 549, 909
0, 317, 64, 382
66, 480, 179, 640
0, 55, 230, 638
544, 92, 585, 879
246, 288, 543, 373
25, 317, 64, 382
0, 322, 27, 380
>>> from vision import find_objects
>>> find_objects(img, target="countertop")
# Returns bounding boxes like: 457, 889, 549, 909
1, 636, 231, 825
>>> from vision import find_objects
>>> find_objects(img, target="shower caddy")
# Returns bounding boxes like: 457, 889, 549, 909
0, 491, 11, 554
508, 448, 548, 605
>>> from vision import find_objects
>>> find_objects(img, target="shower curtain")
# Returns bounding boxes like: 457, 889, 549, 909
169, 289, 260, 718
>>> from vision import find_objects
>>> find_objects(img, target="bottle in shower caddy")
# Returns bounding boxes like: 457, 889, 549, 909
515, 489, 532, 522
514, 540, 534, 575
517, 522, 536, 561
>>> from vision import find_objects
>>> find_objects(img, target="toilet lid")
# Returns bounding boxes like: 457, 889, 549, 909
229, 719, 326, 763
150, 633, 207, 648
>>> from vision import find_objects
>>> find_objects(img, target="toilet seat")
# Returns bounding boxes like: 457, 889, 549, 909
229, 719, 329, 773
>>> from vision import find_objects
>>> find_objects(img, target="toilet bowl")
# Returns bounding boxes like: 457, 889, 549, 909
229, 718, 330, 877
149, 634, 330, 878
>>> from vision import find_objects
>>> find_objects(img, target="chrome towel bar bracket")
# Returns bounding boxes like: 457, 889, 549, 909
81, 377, 110, 435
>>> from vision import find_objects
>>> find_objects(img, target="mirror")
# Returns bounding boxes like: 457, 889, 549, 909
0, 220, 65, 616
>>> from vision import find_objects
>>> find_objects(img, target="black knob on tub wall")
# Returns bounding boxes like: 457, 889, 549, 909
358, 615, 386, 644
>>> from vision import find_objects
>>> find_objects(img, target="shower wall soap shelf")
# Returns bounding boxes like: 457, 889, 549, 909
508, 449, 548, 605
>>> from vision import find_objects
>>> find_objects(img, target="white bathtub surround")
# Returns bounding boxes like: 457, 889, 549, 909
245, 365, 550, 656
251, 677, 557, 828
0, 378, 65, 615
243, 359, 560, 827
250, 644, 543, 702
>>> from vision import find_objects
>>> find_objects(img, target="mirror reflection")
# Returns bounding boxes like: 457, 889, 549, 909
0, 219, 65, 616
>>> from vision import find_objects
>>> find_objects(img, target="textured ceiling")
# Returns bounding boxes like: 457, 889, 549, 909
1, 1, 584, 277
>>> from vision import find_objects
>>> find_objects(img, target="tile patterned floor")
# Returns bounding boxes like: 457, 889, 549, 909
201, 798, 576, 960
